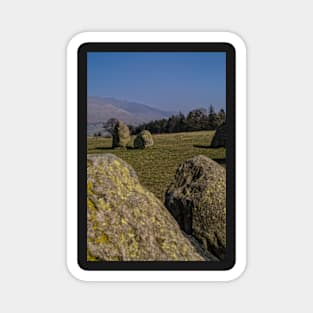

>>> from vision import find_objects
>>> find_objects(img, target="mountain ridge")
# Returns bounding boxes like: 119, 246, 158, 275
87, 96, 173, 135
87, 97, 172, 125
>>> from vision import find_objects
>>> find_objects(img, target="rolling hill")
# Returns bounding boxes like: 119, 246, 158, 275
88, 96, 171, 125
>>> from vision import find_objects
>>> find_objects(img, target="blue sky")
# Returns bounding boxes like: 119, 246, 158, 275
87, 52, 226, 113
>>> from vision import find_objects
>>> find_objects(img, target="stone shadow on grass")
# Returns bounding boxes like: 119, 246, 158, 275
95, 147, 114, 150
95, 146, 137, 150
193, 144, 226, 149
193, 144, 211, 149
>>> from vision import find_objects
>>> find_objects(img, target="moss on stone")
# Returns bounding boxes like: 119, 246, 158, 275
112, 120, 130, 148
134, 130, 154, 149
165, 155, 226, 259
87, 153, 204, 261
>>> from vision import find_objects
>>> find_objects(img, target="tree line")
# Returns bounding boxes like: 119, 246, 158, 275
134, 105, 225, 134
97, 105, 226, 137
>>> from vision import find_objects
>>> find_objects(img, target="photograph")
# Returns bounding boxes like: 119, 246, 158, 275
86, 51, 228, 262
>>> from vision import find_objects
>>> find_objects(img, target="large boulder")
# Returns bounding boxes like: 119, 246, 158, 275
112, 120, 130, 148
134, 130, 154, 149
211, 123, 227, 147
165, 155, 226, 259
87, 154, 204, 261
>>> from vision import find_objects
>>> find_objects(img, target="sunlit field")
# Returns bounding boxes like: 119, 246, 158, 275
88, 130, 225, 201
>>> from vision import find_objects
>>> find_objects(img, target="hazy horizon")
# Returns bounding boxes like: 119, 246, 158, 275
87, 52, 226, 114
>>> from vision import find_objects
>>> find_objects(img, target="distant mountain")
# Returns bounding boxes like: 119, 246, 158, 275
87, 96, 172, 135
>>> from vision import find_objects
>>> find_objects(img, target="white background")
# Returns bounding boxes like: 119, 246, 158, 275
0, 0, 312, 312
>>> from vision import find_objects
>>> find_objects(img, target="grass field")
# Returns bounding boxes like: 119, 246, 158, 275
88, 130, 225, 202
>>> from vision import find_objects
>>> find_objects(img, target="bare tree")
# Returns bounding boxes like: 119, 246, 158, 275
103, 118, 118, 135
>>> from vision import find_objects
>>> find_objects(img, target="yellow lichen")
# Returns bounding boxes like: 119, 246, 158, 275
95, 233, 109, 244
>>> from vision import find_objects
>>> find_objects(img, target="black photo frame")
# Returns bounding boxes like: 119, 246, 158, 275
77, 42, 236, 271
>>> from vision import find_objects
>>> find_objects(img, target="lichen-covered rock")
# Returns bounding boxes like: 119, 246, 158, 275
134, 130, 154, 149
211, 123, 227, 147
112, 120, 130, 148
87, 154, 204, 261
165, 155, 226, 259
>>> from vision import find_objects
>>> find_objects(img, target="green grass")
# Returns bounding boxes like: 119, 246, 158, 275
88, 130, 225, 202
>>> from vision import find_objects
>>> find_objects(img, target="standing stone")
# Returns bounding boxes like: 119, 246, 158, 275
87, 154, 205, 261
112, 120, 130, 148
165, 155, 226, 259
134, 130, 154, 149
211, 123, 227, 147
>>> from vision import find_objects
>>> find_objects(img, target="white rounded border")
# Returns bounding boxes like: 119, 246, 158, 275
66, 32, 247, 282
